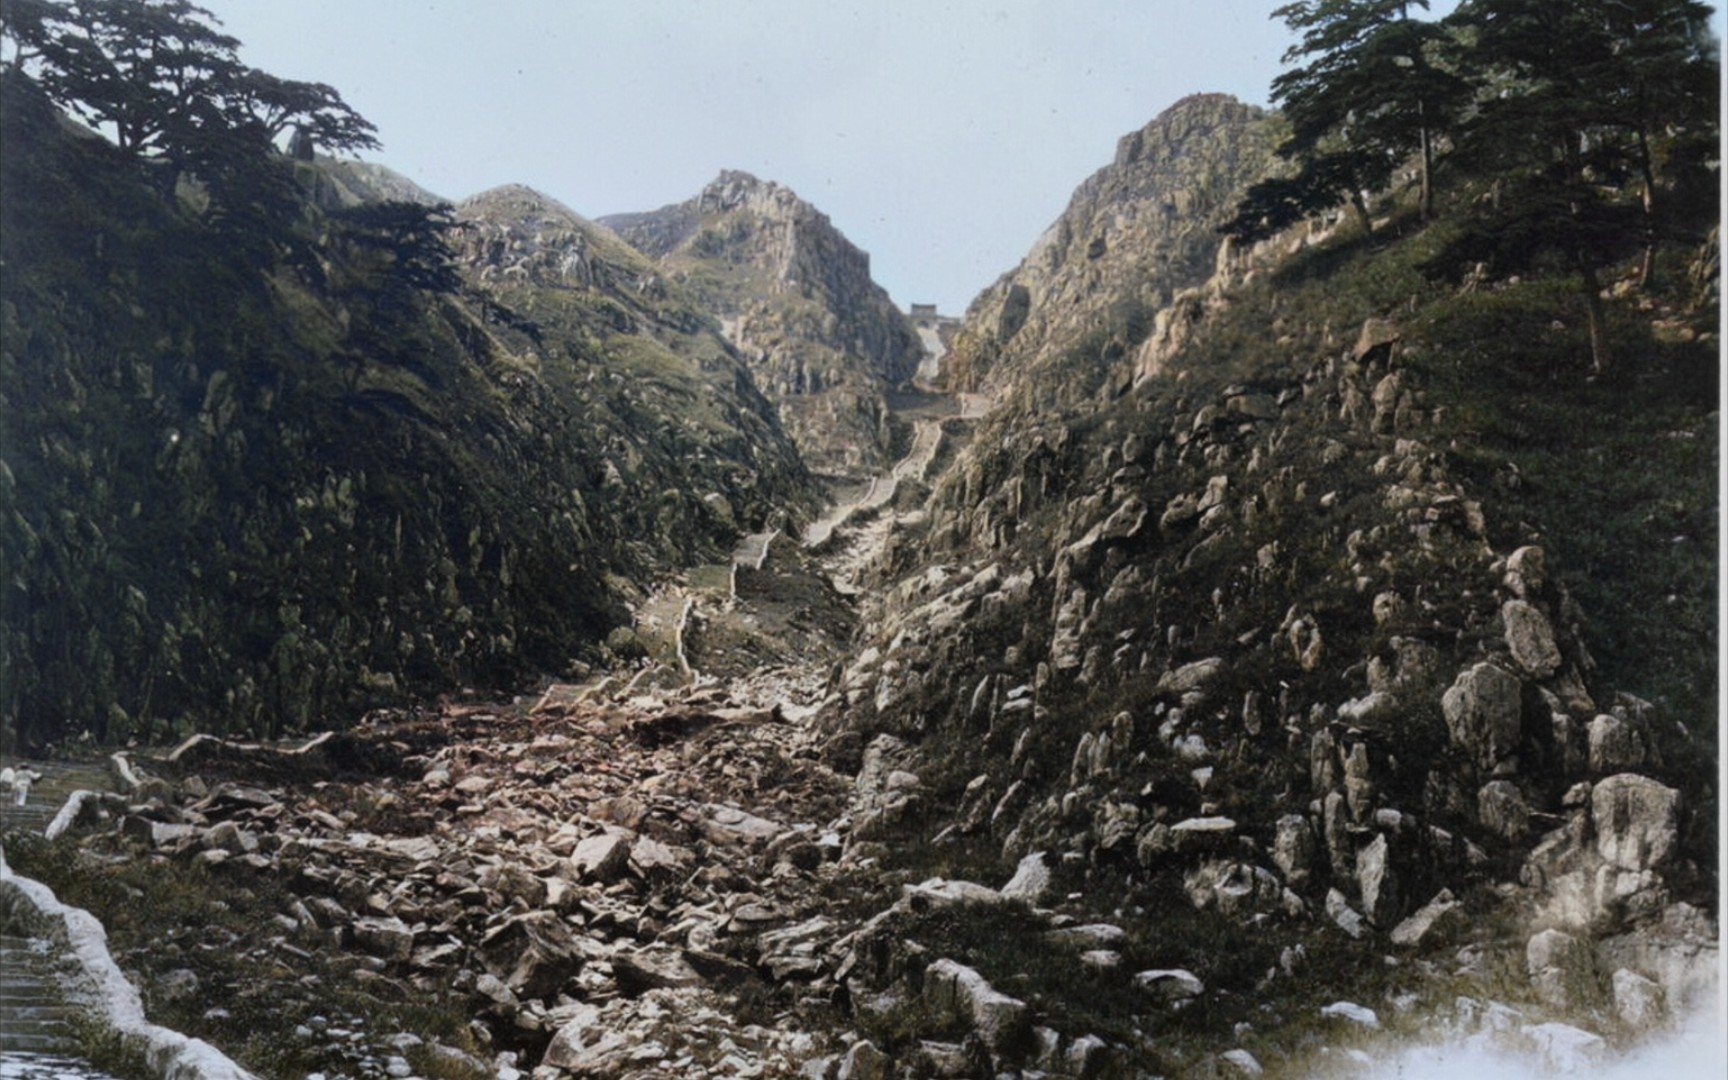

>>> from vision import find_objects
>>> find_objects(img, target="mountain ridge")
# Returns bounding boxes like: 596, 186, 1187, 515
601, 169, 925, 478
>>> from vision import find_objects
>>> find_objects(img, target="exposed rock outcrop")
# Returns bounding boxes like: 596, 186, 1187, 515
603, 172, 924, 477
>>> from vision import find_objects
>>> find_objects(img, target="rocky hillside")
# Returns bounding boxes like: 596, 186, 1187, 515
947, 94, 1280, 408
0, 78, 813, 752
823, 93, 1718, 1073
1, 32, 1717, 1080
602, 171, 925, 478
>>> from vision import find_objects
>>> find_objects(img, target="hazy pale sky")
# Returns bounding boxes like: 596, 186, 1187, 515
195, 1, 1718, 315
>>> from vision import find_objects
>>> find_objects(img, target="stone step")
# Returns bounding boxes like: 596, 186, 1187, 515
0, 930, 78, 1058
0, 1029, 78, 1054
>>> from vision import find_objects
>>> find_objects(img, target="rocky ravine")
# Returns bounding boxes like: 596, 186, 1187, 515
3, 93, 1717, 1080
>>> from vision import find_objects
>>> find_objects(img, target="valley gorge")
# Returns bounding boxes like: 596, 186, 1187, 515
1, 20, 1721, 1080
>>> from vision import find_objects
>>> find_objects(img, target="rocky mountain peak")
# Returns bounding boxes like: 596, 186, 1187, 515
602, 173, 923, 479
949, 93, 1277, 406
696, 168, 794, 216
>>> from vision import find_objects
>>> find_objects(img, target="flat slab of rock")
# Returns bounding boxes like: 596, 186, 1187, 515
1390, 889, 1463, 948
901, 878, 1004, 909
1320, 1001, 1380, 1029
1045, 923, 1127, 950
696, 803, 782, 847
1170, 816, 1237, 852
1135, 968, 1204, 1001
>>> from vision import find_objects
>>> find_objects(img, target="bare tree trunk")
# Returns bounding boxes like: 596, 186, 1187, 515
1576, 254, 1611, 376
1349, 190, 1373, 237
1635, 124, 1659, 289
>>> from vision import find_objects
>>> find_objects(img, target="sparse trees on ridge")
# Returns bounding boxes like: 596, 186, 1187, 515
0, 0, 377, 203
1221, 0, 1466, 243
1433, 0, 1718, 372
1223, 0, 1719, 374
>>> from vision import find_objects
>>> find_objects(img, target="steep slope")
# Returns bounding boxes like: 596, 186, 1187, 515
0, 83, 813, 751
602, 171, 924, 478
822, 95, 1718, 1070
947, 94, 1280, 407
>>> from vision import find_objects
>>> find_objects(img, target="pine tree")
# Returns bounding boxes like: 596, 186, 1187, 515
1439, 0, 1719, 371
1223, 1, 1467, 244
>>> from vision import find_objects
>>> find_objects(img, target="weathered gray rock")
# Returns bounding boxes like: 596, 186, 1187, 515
1592, 774, 1680, 871
1046, 923, 1127, 950
1064, 1034, 1112, 1078
1588, 714, 1648, 773
1000, 851, 1052, 903
1520, 1022, 1607, 1073
1326, 888, 1366, 939
1390, 889, 1463, 948
1272, 813, 1316, 886
541, 1002, 611, 1070
696, 803, 783, 848
901, 877, 1004, 910
1221, 1048, 1265, 1076
568, 830, 633, 883
1320, 1001, 1380, 1028
1134, 968, 1204, 1003
837, 1039, 891, 1080
1502, 600, 1562, 678
352, 916, 414, 962
1504, 545, 1548, 599
1477, 779, 1532, 840
1355, 831, 1396, 925
1170, 815, 1237, 852
1442, 662, 1523, 772
1527, 928, 1594, 1010
476, 911, 583, 1000
923, 958, 1030, 1061
1611, 967, 1666, 1030
611, 946, 704, 996
1159, 655, 1225, 698
1185, 860, 1293, 918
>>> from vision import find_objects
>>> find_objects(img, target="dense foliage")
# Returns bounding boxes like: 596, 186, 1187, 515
0, 4, 812, 752
1222, 0, 1720, 363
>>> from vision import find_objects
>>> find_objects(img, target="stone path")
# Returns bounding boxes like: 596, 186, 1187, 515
0, 934, 77, 1057
0, 762, 113, 837
802, 416, 945, 549
914, 325, 946, 383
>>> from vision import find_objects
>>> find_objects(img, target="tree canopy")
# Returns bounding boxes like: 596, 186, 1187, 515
1221, 0, 1466, 243
1224, 0, 1718, 372
0, 0, 378, 203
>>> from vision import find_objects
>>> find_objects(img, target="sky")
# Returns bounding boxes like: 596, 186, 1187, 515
195, 1, 1722, 316
190, 0, 1303, 314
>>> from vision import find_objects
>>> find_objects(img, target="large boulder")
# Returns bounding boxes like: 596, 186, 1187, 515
923, 958, 1031, 1062
1442, 662, 1524, 772
1592, 774, 1681, 871
1502, 600, 1562, 678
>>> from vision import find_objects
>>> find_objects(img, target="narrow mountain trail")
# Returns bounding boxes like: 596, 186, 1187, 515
801, 410, 949, 551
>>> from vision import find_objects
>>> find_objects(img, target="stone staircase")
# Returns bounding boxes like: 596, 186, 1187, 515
0, 932, 78, 1056
0, 761, 115, 837
2, 760, 126, 1078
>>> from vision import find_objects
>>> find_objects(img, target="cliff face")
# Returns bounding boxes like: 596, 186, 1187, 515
0, 93, 812, 750
602, 171, 924, 478
950, 94, 1279, 407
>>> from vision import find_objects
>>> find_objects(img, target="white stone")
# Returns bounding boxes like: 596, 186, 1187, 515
1521, 1022, 1607, 1073
1135, 968, 1204, 1001
1000, 851, 1052, 903
1320, 1001, 1380, 1029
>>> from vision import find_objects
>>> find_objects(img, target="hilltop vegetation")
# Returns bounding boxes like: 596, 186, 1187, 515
0, 4, 814, 752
